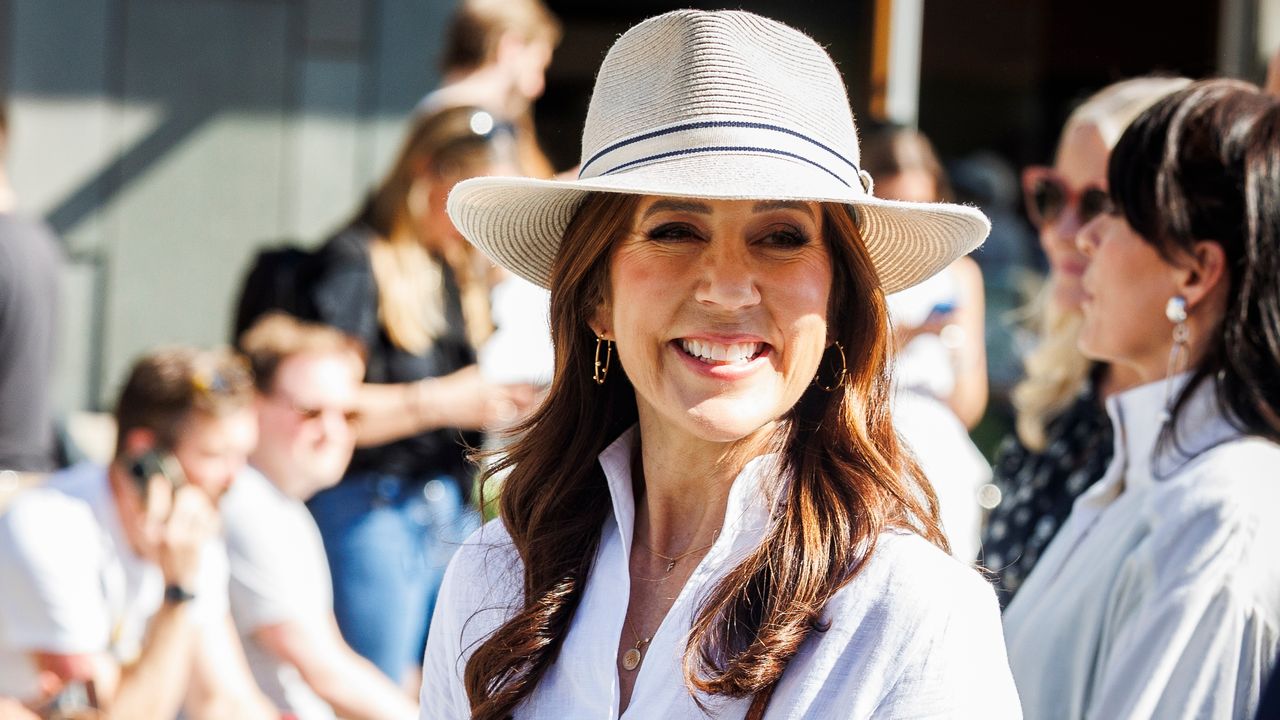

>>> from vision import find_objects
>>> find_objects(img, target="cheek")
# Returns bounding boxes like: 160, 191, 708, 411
607, 250, 681, 334
776, 261, 832, 327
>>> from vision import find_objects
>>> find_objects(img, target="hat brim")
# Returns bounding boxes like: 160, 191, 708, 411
448, 152, 989, 295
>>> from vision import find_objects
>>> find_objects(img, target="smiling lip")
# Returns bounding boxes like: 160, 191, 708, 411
671, 335, 771, 379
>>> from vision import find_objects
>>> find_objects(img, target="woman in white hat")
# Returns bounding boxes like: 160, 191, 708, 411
422, 10, 1020, 719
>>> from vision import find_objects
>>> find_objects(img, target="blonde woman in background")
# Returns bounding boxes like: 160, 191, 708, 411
981, 77, 1190, 605
305, 105, 538, 688
860, 123, 991, 561
421, 0, 563, 419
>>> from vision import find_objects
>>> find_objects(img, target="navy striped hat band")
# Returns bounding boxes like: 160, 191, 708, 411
578, 119, 876, 195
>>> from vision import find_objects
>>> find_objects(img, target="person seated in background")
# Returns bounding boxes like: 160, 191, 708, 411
859, 123, 990, 561
0, 347, 275, 720
225, 313, 417, 720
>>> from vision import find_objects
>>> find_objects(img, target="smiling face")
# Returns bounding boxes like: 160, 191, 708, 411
595, 196, 832, 445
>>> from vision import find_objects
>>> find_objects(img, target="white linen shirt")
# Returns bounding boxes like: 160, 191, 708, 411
421, 428, 1021, 718
223, 467, 336, 720
0, 463, 229, 699
1003, 376, 1280, 720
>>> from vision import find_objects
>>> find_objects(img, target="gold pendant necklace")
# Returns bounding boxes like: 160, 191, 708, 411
621, 617, 652, 672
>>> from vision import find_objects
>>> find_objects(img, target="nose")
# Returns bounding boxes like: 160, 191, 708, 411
693, 242, 760, 310
319, 409, 349, 441
1045, 205, 1085, 252
1076, 216, 1102, 257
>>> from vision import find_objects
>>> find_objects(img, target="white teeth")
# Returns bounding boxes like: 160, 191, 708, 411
679, 339, 763, 364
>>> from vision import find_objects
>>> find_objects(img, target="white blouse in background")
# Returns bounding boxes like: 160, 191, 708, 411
1003, 376, 1280, 720
421, 427, 1021, 718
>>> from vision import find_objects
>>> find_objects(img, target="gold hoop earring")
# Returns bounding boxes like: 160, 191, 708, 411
593, 335, 613, 385
813, 341, 847, 392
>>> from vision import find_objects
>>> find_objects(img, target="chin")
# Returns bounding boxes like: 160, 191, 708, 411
1053, 287, 1086, 315
684, 398, 782, 444
1075, 325, 1110, 363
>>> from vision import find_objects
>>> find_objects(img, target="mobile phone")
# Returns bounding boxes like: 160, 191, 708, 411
37, 679, 101, 719
127, 449, 186, 499
928, 300, 957, 318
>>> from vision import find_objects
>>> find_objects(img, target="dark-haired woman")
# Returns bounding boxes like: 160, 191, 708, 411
419, 10, 1020, 719
1003, 78, 1280, 719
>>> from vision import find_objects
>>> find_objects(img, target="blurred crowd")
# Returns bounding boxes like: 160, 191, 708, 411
1, 1, 1279, 718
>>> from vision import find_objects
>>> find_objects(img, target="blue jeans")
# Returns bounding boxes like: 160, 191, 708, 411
307, 471, 479, 682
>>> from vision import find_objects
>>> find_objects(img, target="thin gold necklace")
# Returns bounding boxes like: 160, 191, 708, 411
621, 615, 652, 672
635, 535, 717, 572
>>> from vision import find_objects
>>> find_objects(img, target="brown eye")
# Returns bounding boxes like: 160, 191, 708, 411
647, 223, 700, 242
762, 229, 808, 247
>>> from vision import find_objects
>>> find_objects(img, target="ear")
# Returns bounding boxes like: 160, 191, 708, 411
408, 155, 431, 179
121, 428, 157, 459
587, 300, 612, 340
1175, 240, 1228, 311
494, 30, 526, 68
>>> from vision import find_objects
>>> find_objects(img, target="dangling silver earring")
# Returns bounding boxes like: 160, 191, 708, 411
593, 335, 613, 385
1161, 295, 1190, 424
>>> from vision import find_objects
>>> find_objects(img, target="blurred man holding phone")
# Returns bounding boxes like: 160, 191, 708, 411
0, 347, 276, 719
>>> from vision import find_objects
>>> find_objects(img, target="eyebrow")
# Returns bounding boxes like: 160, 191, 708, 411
752, 200, 816, 219
642, 199, 713, 218
641, 198, 817, 220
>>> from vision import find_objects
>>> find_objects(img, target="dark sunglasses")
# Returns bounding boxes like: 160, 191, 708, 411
1021, 166, 1115, 228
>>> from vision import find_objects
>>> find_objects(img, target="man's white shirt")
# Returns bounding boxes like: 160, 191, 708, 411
0, 463, 227, 699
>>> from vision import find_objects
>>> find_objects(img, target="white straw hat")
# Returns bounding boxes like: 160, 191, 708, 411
447, 9, 989, 295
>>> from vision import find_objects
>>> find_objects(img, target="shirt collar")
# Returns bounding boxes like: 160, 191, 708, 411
1105, 373, 1241, 489
596, 426, 781, 558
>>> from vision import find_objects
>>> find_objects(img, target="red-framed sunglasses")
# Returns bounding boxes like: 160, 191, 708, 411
1021, 166, 1115, 228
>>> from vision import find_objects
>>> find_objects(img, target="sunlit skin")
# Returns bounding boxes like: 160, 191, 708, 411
114, 408, 258, 565
419, 163, 520, 253
596, 196, 834, 709
512, 39, 553, 102
596, 196, 832, 449
1076, 213, 1228, 384
1044, 123, 1110, 312
251, 352, 363, 500
171, 408, 259, 502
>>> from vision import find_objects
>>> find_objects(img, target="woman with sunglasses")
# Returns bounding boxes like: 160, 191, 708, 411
981, 77, 1189, 605
304, 105, 538, 688
1003, 77, 1280, 720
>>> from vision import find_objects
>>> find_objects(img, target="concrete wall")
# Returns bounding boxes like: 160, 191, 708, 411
3, 0, 455, 410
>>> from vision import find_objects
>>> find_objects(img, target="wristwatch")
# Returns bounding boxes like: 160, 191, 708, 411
164, 584, 197, 605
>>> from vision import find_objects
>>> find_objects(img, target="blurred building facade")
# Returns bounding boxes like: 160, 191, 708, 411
2, 0, 457, 412
0, 0, 1276, 416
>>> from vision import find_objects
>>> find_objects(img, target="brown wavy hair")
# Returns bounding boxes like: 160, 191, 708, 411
463, 192, 946, 718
